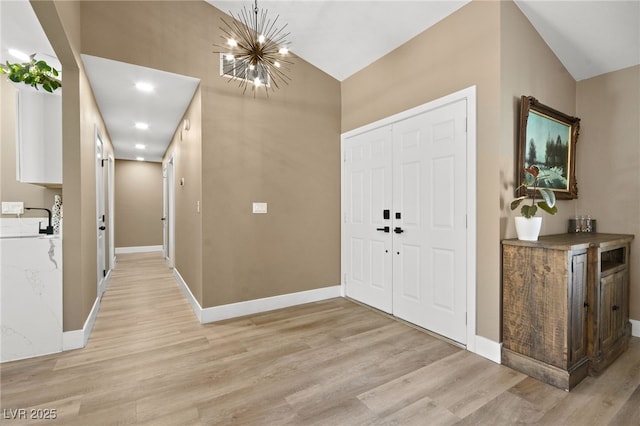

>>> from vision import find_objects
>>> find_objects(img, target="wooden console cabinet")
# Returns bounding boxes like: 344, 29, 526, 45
501, 233, 634, 390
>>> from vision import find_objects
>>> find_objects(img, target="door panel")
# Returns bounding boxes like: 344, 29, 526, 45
570, 253, 588, 364
344, 126, 393, 313
392, 99, 467, 344
96, 131, 107, 293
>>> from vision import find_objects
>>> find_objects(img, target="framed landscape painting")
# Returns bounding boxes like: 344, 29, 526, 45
517, 95, 581, 200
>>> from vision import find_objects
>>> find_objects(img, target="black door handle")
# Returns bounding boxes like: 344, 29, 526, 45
376, 226, 390, 233
394, 227, 404, 234
99, 226, 106, 231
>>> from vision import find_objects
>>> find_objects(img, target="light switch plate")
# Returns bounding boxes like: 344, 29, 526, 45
2, 201, 24, 214
252, 202, 267, 214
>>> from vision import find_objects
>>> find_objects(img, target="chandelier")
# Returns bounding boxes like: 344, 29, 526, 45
217, 0, 293, 94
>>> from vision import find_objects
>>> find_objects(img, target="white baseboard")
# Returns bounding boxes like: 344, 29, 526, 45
172, 268, 341, 324
469, 320, 639, 365
173, 268, 202, 322
471, 335, 502, 364
201, 285, 342, 324
62, 270, 111, 351
115, 245, 162, 254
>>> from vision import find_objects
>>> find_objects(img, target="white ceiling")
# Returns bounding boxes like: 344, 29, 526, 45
208, 0, 471, 81
2, 0, 639, 163
81, 55, 200, 162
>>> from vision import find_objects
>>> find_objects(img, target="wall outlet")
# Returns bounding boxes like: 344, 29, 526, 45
2, 201, 24, 214
252, 202, 267, 214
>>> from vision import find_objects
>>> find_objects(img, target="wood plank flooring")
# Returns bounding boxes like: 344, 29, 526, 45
1, 252, 639, 425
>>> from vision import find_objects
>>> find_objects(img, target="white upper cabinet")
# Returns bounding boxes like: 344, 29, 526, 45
16, 88, 62, 187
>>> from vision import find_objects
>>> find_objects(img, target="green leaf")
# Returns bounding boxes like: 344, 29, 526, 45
520, 204, 537, 219
510, 197, 526, 211
1, 57, 61, 91
538, 202, 558, 215
538, 188, 556, 208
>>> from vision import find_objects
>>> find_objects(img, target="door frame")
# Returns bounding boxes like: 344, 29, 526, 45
95, 126, 108, 296
340, 86, 477, 352
107, 154, 115, 269
163, 154, 176, 268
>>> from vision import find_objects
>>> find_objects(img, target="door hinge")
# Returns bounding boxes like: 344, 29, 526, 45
102, 214, 105, 222
101, 159, 105, 167
103, 269, 106, 277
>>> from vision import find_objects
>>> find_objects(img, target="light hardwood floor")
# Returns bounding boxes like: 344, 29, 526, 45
1, 252, 638, 425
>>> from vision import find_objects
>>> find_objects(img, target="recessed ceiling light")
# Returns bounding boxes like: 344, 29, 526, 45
135, 122, 149, 130
135, 144, 146, 150
136, 157, 145, 161
135, 82, 154, 92
8, 49, 30, 62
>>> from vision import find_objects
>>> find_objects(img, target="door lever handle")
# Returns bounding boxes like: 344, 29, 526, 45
376, 226, 390, 233
393, 227, 404, 234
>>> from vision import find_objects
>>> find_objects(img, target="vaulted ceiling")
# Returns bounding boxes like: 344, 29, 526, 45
2, 1, 638, 162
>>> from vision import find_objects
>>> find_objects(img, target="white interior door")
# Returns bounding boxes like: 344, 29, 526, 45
342, 97, 469, 345
95, 129, 107, 293
162, 164, 168, 260
392, 99, 467, 344
343, 126, 393, 313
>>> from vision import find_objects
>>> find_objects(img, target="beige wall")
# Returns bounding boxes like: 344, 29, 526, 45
164, 87, 203, 304
499, 0, 578, 237
342, 0, 502, 341
80, 1, 342, 309
576, 65, 640, 320
0, 78, 62, 217
32, 0, 115, 331
342, 0, 622, 341
114, 160, 163, 248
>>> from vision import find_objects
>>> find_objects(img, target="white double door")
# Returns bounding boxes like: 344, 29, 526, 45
343, 99, 467, 344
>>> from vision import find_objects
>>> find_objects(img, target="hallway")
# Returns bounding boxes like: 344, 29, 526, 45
1, 252, 639, 425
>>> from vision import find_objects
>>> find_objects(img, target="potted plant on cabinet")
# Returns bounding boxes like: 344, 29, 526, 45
510, 165, 558, 241
0, 54, 61, 93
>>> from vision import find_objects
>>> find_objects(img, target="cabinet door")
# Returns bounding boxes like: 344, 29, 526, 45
599, 271, 625, 351
16, 89, 62, 185
569, 253, 588, 364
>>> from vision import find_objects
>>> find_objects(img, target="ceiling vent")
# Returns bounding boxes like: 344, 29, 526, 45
219, 54, 270, 87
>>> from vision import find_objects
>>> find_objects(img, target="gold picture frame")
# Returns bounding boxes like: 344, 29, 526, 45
517, 96, 581, 200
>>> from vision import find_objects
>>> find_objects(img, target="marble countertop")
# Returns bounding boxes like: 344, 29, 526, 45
0, 234, 61, 239
0, 217, 61, 239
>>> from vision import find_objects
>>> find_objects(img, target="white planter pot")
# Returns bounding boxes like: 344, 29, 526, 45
515, 216, 542, 241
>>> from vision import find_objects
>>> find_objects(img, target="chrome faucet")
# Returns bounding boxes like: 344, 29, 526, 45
25, 207, 53, 235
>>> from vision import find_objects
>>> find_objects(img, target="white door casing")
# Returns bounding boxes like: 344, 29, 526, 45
341, 87, 476, 347
108, 156, 115, 268
164, 155, 175, 268
163, 164, 168, 260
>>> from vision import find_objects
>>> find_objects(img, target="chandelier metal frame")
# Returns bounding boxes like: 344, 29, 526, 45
216, 0, 293, 94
